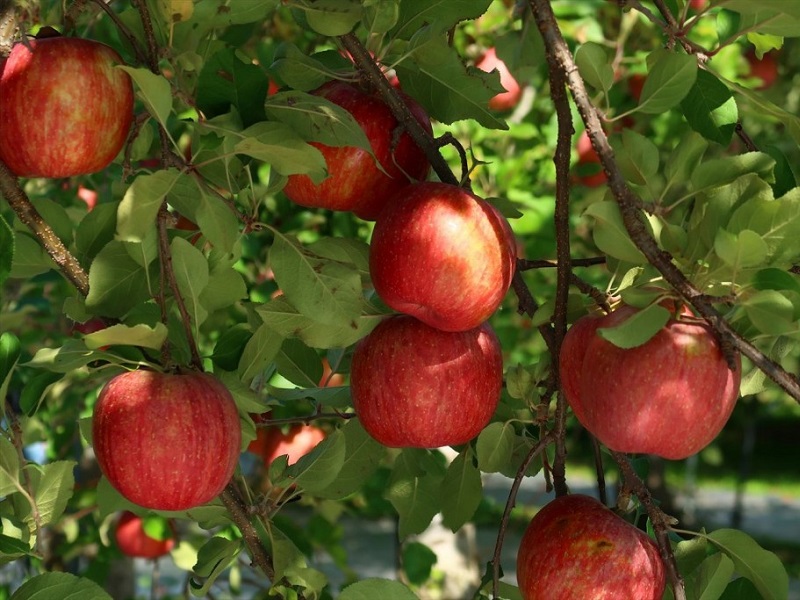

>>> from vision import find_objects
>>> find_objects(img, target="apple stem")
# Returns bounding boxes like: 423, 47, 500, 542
612, 451, 687, 600
528, 0, 800, 404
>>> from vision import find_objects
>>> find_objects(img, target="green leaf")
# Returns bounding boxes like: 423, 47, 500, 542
84, 323, 169, 351
664, 131, 708, 189
597, 303, 671, 349
681, 69, 738, 145
718, 578, 762, 599
583, 201, 646, 264
237, 322, 283, 384
274, 338, 323, 387
315, 419, 385, 500
395, 33, 507, 130
741, 290, 795, 335
194, 191, 241, 255
10, 572, 112, 600
402, 542, 437, 586
289, 0, 361, 36
234, 121, 328, 180
197, 48, 268, 126
752, 268, 800, 293
727, 187, 800, 266
24, 341, 117, 374
364, 0, 400, 33
0, 436, 20, 497
575, 42, 613, 94
440, 450, 482, 531
391, 0, 492, 38
339, 578, 418, 600
199, 267, 248, 313
638, 49, 697, 114
85, 241, 155, 318
386, 449, 446, 538
0, 332, 21, 403
265, 90, 374, 156
19, 372, 63, 416
610, 129, 659, 186
721, 2, 800, 37
763, 145, 798, 198
286, 429, 347, 493
211, 325, 252, 371
713, 228, 769, 269
269, 230, 363, 326
29, 461, 76, 528
690, 553, 736, 600
170, 237, 210, 330
257, 296, 385, 349
75, 203, 118, 264
118, 66, 172, 127
707, 529, 789, 600
270, 43, 334, 92
476, 422, 515, 473
117, 170, 182, 242
190, 537, 243, 596
9, 233, 54, 278
0, 214, 13, 285
691, 152, 775, 192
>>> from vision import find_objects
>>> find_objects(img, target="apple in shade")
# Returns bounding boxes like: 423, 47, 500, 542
574, 131, 607, 187
0, 34, 133, 178
92, 370, 241, 511
350, 315, 503, 448
476, 47, 523, 112
517, 494, 665, 600
114, 511, 175, 559
282, 80, 432, 221
559, 303, 741, 460
248, 424, 326, 466
369, 182, 516, 333
746, 50, 778, 90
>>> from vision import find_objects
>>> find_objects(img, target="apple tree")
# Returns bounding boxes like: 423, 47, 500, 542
0, 0, 799, 598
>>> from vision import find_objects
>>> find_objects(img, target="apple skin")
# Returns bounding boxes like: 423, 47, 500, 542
248, 424, 326, 466
282, 80, 432, 220
0, 36, 133, 178
114, 511, 175, 559
559, 304, 741, 460
574, 131, 607, 187
476, 47, 523, 112
689, 0, 707, 10
350, 315, 503, 448
517, 494, 665, 600
92, 370, 242, 511
369, 182, 516, 332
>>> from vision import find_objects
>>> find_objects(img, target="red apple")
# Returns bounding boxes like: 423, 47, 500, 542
92, 370, 241, 511
746, 50, 778, 90
320, 357, 345, 387
517, 494, 665, 600
559, 304, 741, 459
114, 511, 175, 559
476, 47, 523, 112
249, 424, 326, 466
0, 35, 133, 178
350, 315, 503, 448
282, 80, 432, 220
369, 182, 516, 332
689, 0, 707, 9
574, 131, 607, 187
627, 73, 646, 103
77, 185, 98, 211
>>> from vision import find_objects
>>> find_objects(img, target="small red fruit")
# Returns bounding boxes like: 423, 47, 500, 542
282, 80, 432, 220
517, 495, 665, 600
574, 131, 607, 187
250, 424, 326, 466
0, 36, 134, 178
746, 50, 778, 90
114, 511, 175, 559
476, 47, 523, 112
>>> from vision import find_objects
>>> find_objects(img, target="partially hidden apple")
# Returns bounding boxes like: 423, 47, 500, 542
574, 131, 607, 187
0, 34, 133, 178
248, 424, 326, 466
114, 511, 175, 559
476, 47, 523, 112
282, 80, 432, 220
746, 50, 778, 91
517, 494, 665, 600
350, 315, 503, 448
92, 370, 241, 511
559, 303, 741, 459
369, 182, 516, 332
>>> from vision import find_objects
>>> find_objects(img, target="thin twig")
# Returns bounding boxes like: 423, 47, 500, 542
591, 436, 607, 505
218, 485, 275, 580
88, 0, 149, 65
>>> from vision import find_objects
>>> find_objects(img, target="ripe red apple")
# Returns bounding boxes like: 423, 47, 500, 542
282, 80, 432, 220
248, 424, 326, 466
517, 494, 665, 600
476, 47, 523, 112
689, 0, 707, 10
114, 511, 175, 559
0, 35, 133, 178
92, 370, 241, 511
350, 315, 503, 448
369, 182, 516, 332
559, 304, 741, 459
746, 50, 778, 90
574, 131, 607, 187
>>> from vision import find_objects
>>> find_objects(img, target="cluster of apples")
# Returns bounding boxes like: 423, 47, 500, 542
279, 77, 517, 449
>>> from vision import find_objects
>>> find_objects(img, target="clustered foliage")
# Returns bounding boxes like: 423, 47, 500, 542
1, 1, 799, 599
